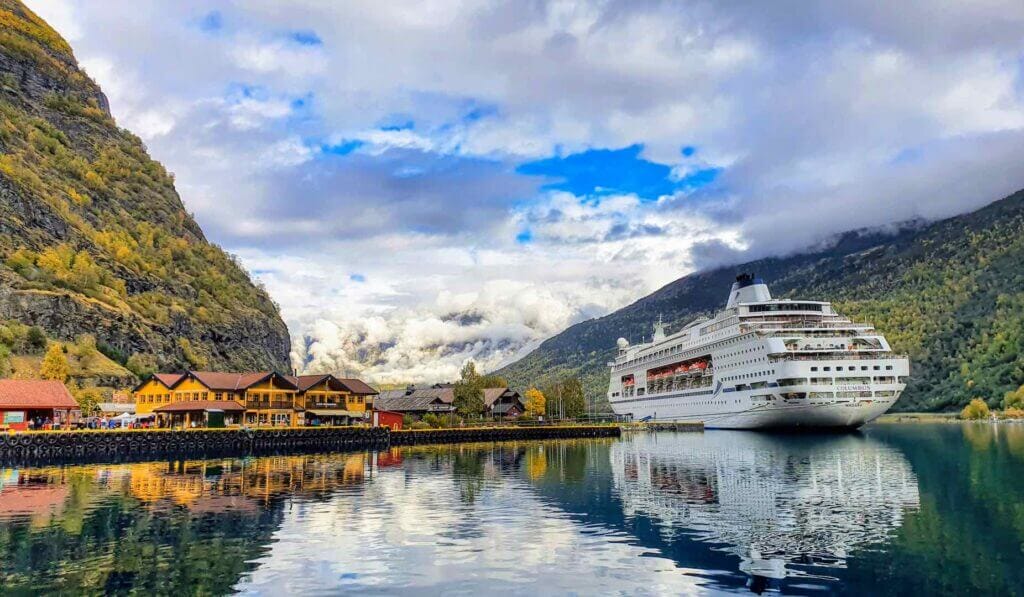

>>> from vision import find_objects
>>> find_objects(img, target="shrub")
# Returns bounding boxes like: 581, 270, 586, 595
960, 398, 991, 420
409, 421, 431, 430
1002, 385, 1024, 410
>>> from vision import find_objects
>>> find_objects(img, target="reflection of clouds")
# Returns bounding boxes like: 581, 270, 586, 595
612, 432, 920, 581
235, 448, 705, 595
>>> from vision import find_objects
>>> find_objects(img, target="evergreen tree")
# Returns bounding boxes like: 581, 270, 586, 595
453, 361, 485, 418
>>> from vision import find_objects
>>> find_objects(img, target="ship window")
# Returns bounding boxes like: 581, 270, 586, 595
823, 367, 831, 371
873, 366, 880, 370
885, 365, 893, 370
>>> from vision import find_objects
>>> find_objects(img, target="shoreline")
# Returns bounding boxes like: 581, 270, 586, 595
0, 425, 621, 466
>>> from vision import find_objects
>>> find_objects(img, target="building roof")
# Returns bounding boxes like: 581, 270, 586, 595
98, 402, 135, 414
337, 378, 378, 395
133, 372, 187, 393
282, 374, 377, 395
187, 371, 296, 391
154, 373, 186, 388
492, 402, 520, 415
0, 380, 79, 410
375, 389, 455, 412
482, 387, 521, 407
153, 400, 246, 413
286, 374, 332, 392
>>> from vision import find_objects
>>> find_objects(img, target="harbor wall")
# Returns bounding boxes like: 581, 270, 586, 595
0, 425, 621, 465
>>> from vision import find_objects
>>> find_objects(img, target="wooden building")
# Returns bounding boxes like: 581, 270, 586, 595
483, 388, 526, 419
134, 371, 378, 427
0, 379, 80, 430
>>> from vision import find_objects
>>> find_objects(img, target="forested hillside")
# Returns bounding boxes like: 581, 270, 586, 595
498, 188, 1024, 413
0, 0, 290, 374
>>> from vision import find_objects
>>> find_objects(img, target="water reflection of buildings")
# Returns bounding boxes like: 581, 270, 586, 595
611, 432, 920, 583
126, 453, 368, 512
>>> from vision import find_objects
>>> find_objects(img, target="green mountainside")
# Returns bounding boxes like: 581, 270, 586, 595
498, 188, 1024, 413
0, 0, 290, 374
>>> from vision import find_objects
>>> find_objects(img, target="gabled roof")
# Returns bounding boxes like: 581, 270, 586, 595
176, 371, 298, 391
283, 374, 378, 395
482, 387, 521, 407
132, 372, 186, 393
285, 374, 332, 392
337, 378, 378, 395
375, 389, 454, 412
0, 380, 79, 410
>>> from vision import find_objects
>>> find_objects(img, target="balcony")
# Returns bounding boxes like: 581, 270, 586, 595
245, 400, 295, 410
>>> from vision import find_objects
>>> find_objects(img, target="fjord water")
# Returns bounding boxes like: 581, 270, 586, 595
1, 425, 1022, 595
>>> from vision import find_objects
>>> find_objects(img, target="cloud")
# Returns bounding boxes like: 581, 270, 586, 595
27, 0, 1024, 383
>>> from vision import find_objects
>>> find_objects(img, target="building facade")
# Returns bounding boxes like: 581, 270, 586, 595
0, 379, 80, 430
133, 371, 377, 427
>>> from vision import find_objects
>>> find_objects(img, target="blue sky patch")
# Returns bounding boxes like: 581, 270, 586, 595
517, 144, 685, 200
380, 120, 415, 131
289, 30, 323, 46
515, 229, 533, 244
350, 273, 366, 283
677, 167, 721, 189
681, 145, 696, 157
198, 11, 223, 33
321, 139, 365, 156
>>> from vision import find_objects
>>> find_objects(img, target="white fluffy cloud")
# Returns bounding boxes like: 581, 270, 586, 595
26, 0, 1024, 383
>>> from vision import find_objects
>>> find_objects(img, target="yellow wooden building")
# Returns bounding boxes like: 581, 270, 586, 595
133, 371, 378, 427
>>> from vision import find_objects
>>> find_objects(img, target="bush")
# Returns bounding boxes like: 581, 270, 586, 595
1001, 407, 1024, 419
1002, 385, 1024, 410
409, 421, 431, 430
422, 413, 448, 429
960, 398, 991, 420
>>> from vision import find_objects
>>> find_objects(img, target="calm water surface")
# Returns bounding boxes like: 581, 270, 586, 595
1, 424, 1023, 595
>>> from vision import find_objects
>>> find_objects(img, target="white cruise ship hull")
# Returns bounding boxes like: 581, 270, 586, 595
614, 391, 900, 430
606, 275, 911, 431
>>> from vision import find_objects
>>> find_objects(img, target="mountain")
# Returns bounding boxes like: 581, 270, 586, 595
0, 1, 290, 373
497, 188, 1024, 413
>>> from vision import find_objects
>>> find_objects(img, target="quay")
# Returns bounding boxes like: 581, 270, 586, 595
0, 425, 621, 465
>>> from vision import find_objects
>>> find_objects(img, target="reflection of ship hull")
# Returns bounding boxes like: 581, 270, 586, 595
635, 397, 897, 430
611, 431, 920, 584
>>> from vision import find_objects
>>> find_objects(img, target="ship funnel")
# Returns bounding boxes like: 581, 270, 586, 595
726, 273, 771, 308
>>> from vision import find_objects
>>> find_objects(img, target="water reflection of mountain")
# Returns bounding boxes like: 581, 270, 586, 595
613, 432, 920, 585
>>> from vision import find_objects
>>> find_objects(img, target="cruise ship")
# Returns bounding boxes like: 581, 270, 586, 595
607, 274, 910, 429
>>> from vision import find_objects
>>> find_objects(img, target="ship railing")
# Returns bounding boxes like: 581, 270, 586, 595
769, 354, 908, 363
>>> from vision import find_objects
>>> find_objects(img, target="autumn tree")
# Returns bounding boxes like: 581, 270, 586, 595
524, 387, 546, 418
71, 385, 103, 416
961, 398, 991, 420
40, 343, 70, 382
1002, 385, 1024, 410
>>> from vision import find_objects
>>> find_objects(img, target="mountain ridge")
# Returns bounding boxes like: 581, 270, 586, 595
0, 0, 290, 374
497, 187, 1024, 412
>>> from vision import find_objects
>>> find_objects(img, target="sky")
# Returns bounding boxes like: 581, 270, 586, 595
27, 0, 1024, 383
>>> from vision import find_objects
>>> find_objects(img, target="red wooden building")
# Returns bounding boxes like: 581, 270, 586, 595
372, 409, 403, 430
0, 380, 80, 430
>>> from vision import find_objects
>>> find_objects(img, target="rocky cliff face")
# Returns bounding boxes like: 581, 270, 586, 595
0, 0, 291, 372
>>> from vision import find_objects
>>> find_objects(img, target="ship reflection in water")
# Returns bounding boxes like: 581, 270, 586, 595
611, 432, 920, 590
